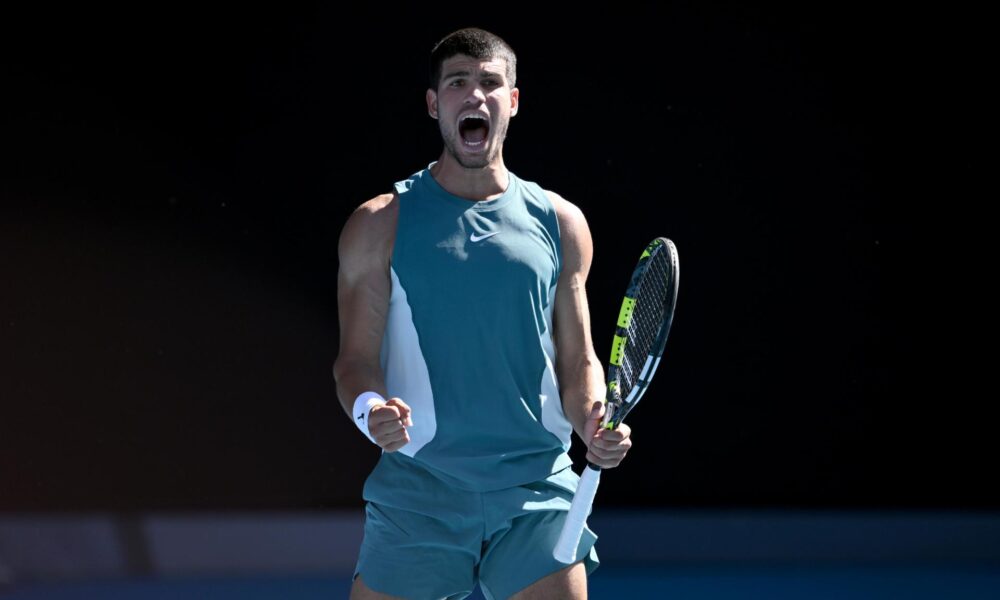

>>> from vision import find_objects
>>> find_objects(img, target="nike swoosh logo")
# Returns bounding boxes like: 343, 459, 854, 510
470, 231, 500, 242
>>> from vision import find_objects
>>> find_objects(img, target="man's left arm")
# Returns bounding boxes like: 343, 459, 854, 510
549, 192, 632, 468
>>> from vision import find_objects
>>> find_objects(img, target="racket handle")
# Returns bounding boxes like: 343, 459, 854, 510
553, 464, 602, 563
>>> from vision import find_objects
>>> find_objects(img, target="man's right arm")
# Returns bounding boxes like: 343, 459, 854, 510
333, 193, 411, 452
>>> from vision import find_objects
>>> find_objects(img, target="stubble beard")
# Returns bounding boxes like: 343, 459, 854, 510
440, 116, 509, 170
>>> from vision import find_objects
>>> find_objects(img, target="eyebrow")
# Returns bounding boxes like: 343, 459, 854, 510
442, 69, 504, 82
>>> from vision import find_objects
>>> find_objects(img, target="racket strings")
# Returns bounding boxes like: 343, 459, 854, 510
619, 250, 672, 400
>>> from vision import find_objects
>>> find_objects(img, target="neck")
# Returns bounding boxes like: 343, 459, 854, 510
429, 151, 509, 201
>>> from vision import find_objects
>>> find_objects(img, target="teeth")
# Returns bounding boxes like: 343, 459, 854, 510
460, 114, 488, 123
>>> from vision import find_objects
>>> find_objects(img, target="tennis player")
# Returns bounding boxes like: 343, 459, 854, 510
334, 27, 632, 599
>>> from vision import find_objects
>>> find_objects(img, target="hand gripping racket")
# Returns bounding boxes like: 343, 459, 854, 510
553, 237, 680, 564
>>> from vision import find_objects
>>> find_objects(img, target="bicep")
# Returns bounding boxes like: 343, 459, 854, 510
552, 196, 600, 372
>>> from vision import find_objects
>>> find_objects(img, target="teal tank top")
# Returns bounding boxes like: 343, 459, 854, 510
375, 163, 573, 491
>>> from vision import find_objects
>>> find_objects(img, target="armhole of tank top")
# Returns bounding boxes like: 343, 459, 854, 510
542, 188, 565, 281
386, 190, 402, 274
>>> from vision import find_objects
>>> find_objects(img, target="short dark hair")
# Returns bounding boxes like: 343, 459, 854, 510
429, 28, 517, 90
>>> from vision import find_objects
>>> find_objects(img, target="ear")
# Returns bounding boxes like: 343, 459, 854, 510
510, 87, 519, 117
426, 88, 438, 119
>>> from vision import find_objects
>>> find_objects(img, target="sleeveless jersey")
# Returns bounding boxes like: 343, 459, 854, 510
376, 163, 573, 491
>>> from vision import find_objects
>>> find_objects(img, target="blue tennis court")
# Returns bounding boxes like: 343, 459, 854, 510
5, 565, 1000, 599
3, 511, 999, 599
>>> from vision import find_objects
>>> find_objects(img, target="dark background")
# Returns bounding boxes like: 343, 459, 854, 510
0, 4, 989, 511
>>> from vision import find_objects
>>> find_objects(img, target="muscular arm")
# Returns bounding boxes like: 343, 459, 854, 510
333, 194, 412, 451
550, 193, 604, 438
550, 192, 632, 468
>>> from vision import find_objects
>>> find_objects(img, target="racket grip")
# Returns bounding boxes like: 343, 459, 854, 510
553, 464, 602, 563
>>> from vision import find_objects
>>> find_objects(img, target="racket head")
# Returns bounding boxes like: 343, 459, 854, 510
605, 237, 679, 427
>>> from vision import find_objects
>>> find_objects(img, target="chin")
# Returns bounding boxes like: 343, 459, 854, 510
447, 143, 495, 170
457, 156, 491, 169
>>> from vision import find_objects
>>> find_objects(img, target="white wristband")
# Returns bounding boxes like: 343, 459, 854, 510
353, 391, 386, 444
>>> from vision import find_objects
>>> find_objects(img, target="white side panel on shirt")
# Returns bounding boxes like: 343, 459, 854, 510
380, 267, 437, 457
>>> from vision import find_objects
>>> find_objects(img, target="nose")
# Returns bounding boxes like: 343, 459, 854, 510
464, 85, 487, 105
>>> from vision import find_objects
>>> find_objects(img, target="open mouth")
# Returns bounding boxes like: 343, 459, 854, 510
459, 113, 490, 147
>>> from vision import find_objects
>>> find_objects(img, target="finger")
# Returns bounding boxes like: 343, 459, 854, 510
387, 397, 411, 415
599, 431, 622, 443
594, 436, 633, 454
590, 437, 620, 451
378, 427, 409, 445
383, 431, 411, 452
590, 401, 605, 420
588, 442, 626, 461
586, 446, 609, 462
586, 449, 625, 469
600, 426, 629, 442
387, 398, 413, 426
372, 419, 405, 438
369, 405, 401, 425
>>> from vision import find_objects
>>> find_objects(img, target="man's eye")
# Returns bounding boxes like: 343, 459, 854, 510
449, 80, 464, 87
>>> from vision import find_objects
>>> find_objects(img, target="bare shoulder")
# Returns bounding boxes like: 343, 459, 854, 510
545, 190, 588, 234
342, 193, 398, 240
545, 190, 592, 274
339, 192, 399, 261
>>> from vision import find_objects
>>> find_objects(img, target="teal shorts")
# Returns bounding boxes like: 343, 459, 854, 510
355, 454, 599, 600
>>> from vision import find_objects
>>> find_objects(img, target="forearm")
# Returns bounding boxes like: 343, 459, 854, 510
560, 355, 606, 441
333, 357, 388, 418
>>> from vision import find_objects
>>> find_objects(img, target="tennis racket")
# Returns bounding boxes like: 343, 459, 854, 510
553, 237, 680, 564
